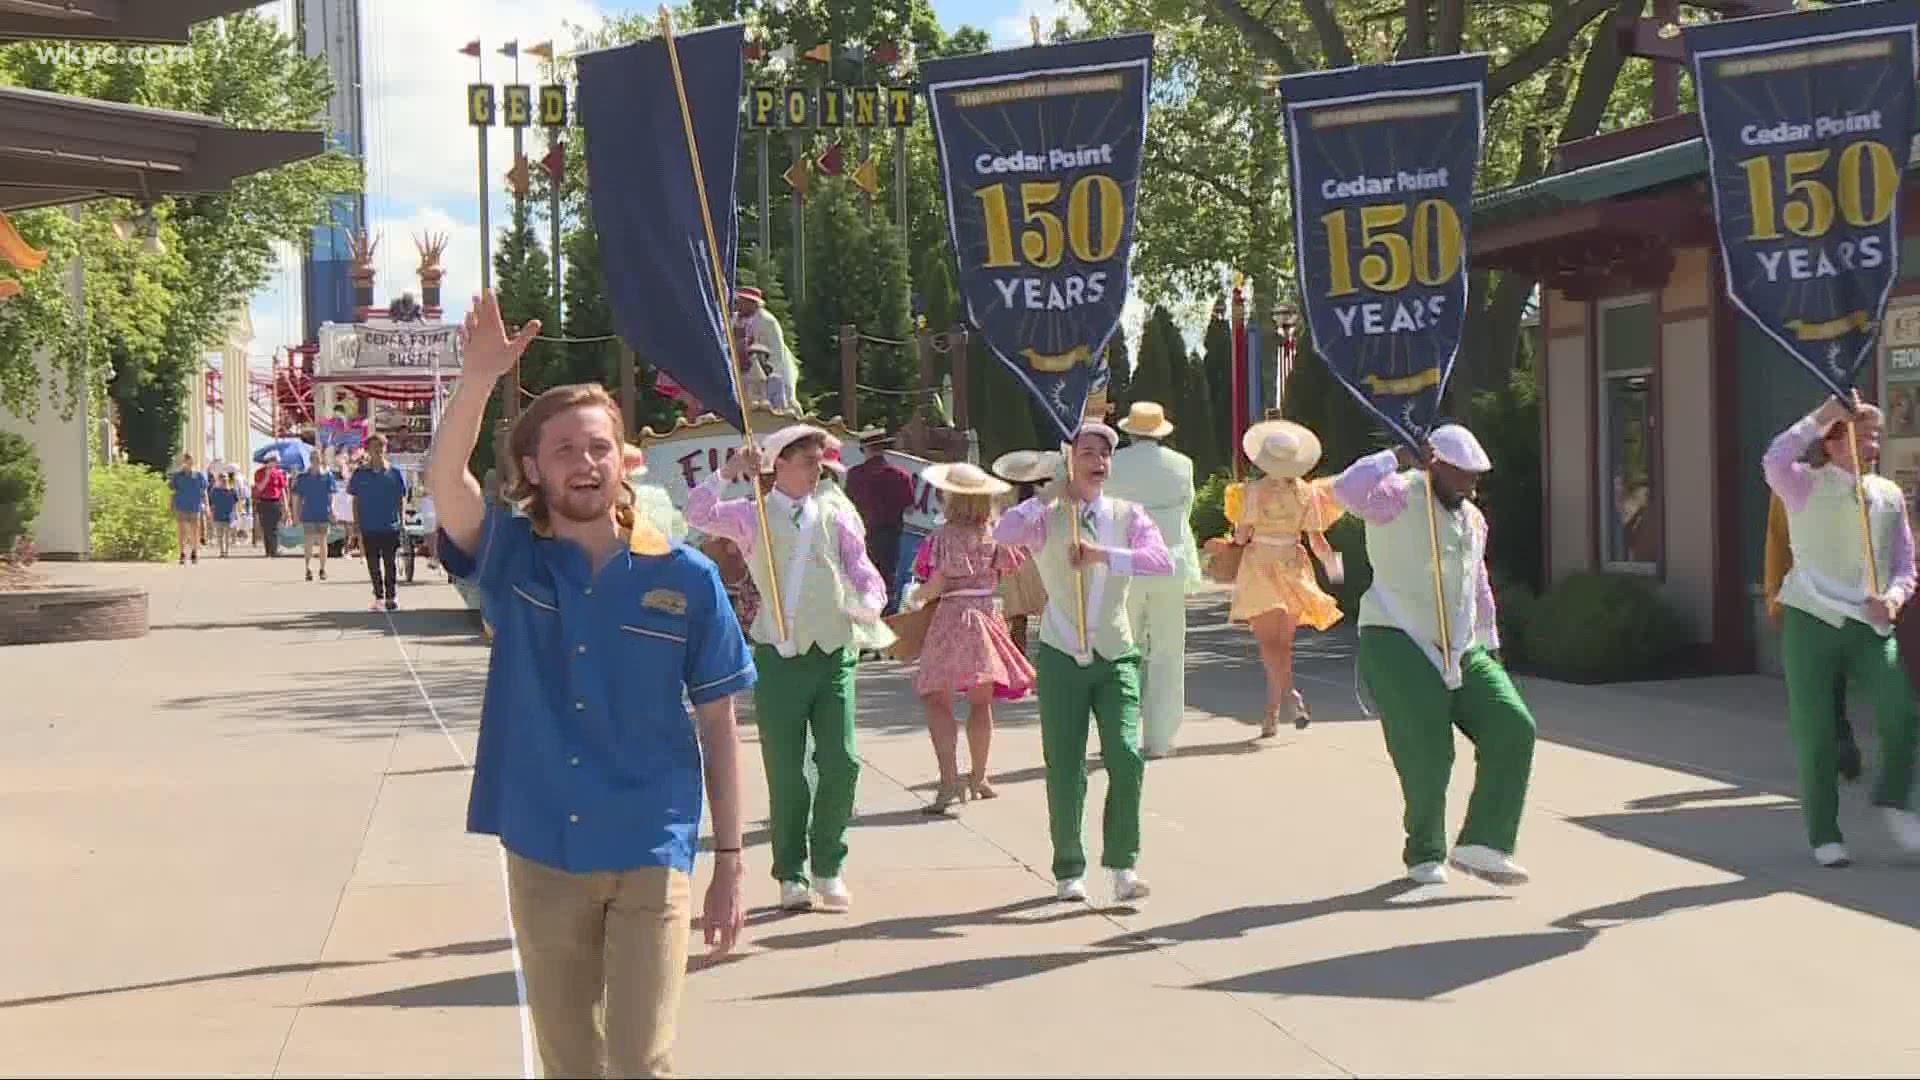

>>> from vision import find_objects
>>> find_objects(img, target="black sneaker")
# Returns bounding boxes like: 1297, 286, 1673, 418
189, 549, 197, 564
319, 567, 326, 581
384, 598, 398, 612
306, 569, 313, 582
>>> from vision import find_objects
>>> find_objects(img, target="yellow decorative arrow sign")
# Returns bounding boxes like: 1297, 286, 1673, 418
783, 156, 812, 197
850, 154, 880, 195
0, 210, 49, 272
0, 279, 21, 302
506, 154, 531, 198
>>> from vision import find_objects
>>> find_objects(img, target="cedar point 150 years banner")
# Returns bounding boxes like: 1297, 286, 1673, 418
922, 35, 1152, 441
1281, 55, 1486, 448
1685, 0, 1920, 398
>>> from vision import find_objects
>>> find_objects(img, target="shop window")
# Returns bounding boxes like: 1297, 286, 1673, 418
1598, 296, 1659, 571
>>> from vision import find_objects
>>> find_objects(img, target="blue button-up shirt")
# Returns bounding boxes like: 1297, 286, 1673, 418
439, 506, 756, 874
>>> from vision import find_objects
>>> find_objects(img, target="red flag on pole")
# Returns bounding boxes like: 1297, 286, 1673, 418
458, 39, 481, 57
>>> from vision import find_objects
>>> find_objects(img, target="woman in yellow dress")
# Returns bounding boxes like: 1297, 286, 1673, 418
1225, 419, 1347, 737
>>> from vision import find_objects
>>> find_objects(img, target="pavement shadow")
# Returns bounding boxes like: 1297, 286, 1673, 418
753, 943, 1158, 999
1571, 802, 1920, 932
1096, 879, 1511, 948
1191, 929, 1598, 1001
165, 661, 485, 746
312, 970, 520, 1008
0, 937, 512, 1010
753, 897, 1089, 952
155, 607, 484, 642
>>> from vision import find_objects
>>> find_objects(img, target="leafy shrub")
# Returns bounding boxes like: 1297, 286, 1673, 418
1190, 469, 1231, 546
1490, 574, 1540, 668
90, 462, 177, 561
1469, 365, 1544, 591
0, 429, 45, 553
1523, 571, 1688, 683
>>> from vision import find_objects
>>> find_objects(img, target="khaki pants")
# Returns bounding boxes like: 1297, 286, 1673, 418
505, 851, 692, 1079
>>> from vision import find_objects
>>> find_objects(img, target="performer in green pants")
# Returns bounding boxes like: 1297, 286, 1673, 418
1332, 424, 1536, 886
689, 424, 894, 912
995, 421, 1173, 904
1762, 395, 1920, 867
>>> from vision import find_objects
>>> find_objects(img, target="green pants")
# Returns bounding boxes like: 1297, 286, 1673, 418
1357, 628, 1536, 868
1035, 643, 1144, 880
752, 644, 860, 883
1780, 608, 1918, 846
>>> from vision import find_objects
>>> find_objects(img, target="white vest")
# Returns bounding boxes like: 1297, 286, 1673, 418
1358, 471, 1487, 688
1034, 498, 1138, 664
741, 495, 894, 656
1778, 468, 1906, 636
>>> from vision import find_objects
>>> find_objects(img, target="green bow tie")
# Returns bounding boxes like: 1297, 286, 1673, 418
790, 503, 804, 527
1080, 505, 1097, 533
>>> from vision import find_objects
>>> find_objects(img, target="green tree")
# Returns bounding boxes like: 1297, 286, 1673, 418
799, 180, 912, 425
1176, 348, 1223, 483
1105, 334, 1133, 418
1129, 306, 1184, 413
1201, 308, 1232, 434
494, 202, 562, 394
0, 12, 357, 463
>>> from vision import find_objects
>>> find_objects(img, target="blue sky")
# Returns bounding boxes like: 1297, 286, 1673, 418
241, 0, 1077, 366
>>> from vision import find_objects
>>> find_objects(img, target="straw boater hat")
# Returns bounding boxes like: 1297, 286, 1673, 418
1062, 420, 1120, 454
736, 286, 764, 305
1117, 401, 1174, 439
922, 461, 1010, 497
992, 449, 1059, 484
1241, 419, 1322, 479
759, 423, 844, 474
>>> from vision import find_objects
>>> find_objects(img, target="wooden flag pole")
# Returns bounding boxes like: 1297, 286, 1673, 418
659, 9, 788, 645
1064, 442, 1090, 655
1422, 472, 1454, 682
1849, 416, 1883, 597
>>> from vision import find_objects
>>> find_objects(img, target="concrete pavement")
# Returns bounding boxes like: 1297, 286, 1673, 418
5, 552, 1920, 1077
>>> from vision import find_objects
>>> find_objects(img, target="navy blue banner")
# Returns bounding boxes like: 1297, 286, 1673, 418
923, 34, 1152, 442
1280, 54, 1486, 449
578, 24, 746, 429
1687, 0, 1919, 398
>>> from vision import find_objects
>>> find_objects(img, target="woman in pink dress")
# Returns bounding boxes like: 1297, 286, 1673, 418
911, 462, 1038, 814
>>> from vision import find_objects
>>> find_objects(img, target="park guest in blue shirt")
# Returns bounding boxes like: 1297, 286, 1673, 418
167, 453, 209, 566
427, 291, 753, 1079
208, 474, 241, 559
290, 458, 336, 582
348, 434, 410, 611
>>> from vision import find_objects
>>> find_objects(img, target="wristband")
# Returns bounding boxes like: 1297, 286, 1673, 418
712, 846, 743, 855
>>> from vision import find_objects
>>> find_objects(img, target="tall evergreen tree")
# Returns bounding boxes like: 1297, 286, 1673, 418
799, 180, 912, 427
1201, 308, 1232, 436
1178, 348, 1222, 483
1129, 305, 1184, 413
1105, 334, 1133, 418
494, 201, 561, 394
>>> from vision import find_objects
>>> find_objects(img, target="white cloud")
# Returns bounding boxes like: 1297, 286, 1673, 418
990, 0, 1084, 47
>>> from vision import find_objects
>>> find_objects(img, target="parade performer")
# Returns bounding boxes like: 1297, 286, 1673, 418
994, 422, 1172, 904
430, 291, 752, 1077
1107, 402, 1203, 758
910, 462, 1037, 813
1226, 419, 1349, 737
1762, 394, 1920, 867
687, 423, 895, 912
1333, 424, 1536, 886
1764, 403, 1882, 781
735, 286, 797, 407
991, 449, 1059, 651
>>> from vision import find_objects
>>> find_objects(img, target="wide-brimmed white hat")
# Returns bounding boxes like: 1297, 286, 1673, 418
1429, 424, 1492, 473
992, 449, 1060, 484
1241, 419, 1322, 479
1117, 401, 1174, 439
922, 461, 1010, 497
759, 424, 841, 474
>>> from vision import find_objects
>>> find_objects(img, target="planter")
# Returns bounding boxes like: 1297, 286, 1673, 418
0, 583, 149, 646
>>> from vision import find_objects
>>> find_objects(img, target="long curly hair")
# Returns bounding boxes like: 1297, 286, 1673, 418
502, 383, 636, 533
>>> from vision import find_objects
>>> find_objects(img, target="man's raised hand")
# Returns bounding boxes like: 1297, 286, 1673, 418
458, 290, 540, 381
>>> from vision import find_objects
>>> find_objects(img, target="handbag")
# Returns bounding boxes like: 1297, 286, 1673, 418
884, 597, 941, 661
1203, 536, 1245, 585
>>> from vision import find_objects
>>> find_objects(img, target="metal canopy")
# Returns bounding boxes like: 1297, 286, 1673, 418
0, 85, 324, 212
0, 1, 259, 45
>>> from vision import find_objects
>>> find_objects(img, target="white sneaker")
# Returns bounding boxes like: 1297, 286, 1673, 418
1449, 844, 1531, 885
1883, 808, 1920, 853
1055, 877, 1088, 902
1110, 868, 1151, 903
1814, 842, 1852, 868
814, 875, 852, 911
779, 880, 813, 911
1408, 861, 1449, 885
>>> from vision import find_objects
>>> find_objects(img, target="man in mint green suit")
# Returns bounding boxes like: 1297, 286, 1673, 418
1106, 402, 1204, 759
